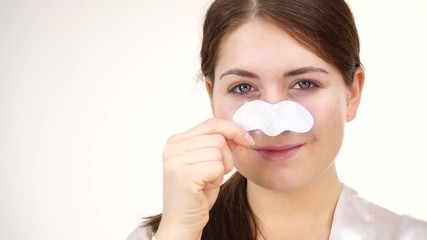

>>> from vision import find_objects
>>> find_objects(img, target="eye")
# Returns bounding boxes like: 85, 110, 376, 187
230, 83, 254, 94
293, 80, 318, 90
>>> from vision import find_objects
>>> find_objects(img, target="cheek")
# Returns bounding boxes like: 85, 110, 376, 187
305, 95, 347, 168
211, 98, 239, 120
307, 95, 347, 131
211, 91, 247, 120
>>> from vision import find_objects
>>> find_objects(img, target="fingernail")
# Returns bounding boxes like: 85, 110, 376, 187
245, 133, 255, 146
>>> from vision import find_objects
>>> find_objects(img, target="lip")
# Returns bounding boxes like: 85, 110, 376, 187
254, 144, 303, 161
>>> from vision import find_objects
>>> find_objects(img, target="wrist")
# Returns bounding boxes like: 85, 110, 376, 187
156, 222, 202, 240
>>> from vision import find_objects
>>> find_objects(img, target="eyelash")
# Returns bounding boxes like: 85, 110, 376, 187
228, 79, 319, 95
228, 82, 255, 95
292, 80, 319, 90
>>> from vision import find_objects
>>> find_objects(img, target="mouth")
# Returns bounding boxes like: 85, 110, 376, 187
254, 144, 303, 161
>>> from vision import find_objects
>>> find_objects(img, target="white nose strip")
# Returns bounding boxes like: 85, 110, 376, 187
232, 100, 314, 136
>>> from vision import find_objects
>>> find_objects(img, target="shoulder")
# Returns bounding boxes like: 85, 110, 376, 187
366, 198, 427, 239
330, 184, 427, 240
126, 227, 152, 240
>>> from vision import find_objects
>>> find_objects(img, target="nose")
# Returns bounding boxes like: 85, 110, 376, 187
260, 85, 289, 104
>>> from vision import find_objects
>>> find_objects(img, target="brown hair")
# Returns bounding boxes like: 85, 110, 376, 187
143, 0, 361, 238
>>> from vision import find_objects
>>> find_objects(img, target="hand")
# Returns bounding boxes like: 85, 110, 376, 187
156, 118, 255, 240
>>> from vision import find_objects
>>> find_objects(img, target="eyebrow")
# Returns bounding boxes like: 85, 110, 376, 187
219, 66, 329, 80
220, 69, 259, 79
283, 67, 329, 77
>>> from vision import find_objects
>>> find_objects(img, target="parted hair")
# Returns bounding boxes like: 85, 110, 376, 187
143, 0, 361, 239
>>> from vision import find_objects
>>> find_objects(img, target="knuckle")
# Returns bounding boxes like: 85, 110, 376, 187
162, 143, 177, 161
163, 154, 187, 174
162, 146, 171, 160
210, 162, 225, 175
162, 142, 182, 161
166, 133, 180, 144
162, 146, 172, 160
209, 148, 223, 161
211, 134, 226, 147
162, 156, 177, 173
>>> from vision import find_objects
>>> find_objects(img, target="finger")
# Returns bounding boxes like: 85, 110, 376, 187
167, 118, 255, 147
184, 144, 233, 174
188, 160, 225, 192
163, 148, 225, 192
163, 134, 234, 173
164, 134, 226, 158
164, 147, 225, 173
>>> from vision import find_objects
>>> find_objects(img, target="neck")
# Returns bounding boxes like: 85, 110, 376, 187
247, 165, 342, 238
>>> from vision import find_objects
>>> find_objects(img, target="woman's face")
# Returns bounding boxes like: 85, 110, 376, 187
207, 20, 363, 191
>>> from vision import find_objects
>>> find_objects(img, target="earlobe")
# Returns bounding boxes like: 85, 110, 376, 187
205, 76, 213, 98
205, 76, 215, 114
346, 67, 365, 122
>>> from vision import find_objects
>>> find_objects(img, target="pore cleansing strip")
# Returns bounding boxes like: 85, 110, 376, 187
232, 100, 314, 136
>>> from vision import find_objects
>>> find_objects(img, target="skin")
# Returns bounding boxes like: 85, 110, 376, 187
157, 19, 364, 240
158, 119, 254, 240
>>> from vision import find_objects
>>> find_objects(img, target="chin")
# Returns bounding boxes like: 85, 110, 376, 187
239, 167, 311, 192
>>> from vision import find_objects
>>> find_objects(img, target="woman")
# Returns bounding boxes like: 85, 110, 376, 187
129, 0, 427, 239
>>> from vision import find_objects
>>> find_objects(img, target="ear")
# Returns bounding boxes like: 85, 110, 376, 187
205, 76, 215, 114
346, 67, 365, 122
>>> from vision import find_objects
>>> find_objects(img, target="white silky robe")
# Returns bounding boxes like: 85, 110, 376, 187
127, 185, 427, 240
329, 185, 427, 239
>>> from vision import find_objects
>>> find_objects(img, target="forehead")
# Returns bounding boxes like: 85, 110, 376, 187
215, 19, 338, 78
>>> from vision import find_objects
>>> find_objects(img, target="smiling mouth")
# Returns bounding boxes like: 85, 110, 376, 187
255, 144, 303, 161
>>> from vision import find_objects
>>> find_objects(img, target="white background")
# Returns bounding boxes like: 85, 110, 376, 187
1, 1, 426, 239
